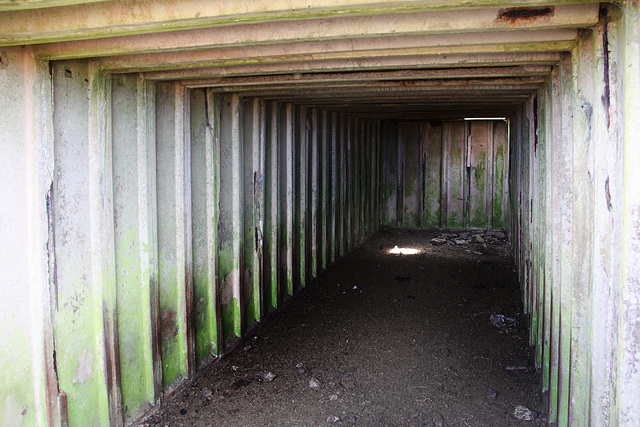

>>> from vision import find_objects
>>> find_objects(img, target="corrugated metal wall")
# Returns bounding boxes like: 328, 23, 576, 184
382, 120, 509, 230
48, 67, 383, 424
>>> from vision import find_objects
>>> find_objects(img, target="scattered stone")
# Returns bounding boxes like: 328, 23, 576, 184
327, 415, 341, 423
309, 377, 321, 389
243, 345, 252, 351
326, 371, 342, 382
490, 313, 519, 330
514, 405, 537, 421
346, 415, 357, 423
454, 239, 466, 245
432, 411, 445, 427
231, 365, 244, 371
474, 235, 485, 243
341, 380, 355, 390
296, 362, 307, 374
179, 409, 187, 415
430, 237, 447, 246
329, 394, 339, 401
459, 232, 471, 239
258, 371, 277, 382
202, 388, 213, 398
488, 389, 497, 400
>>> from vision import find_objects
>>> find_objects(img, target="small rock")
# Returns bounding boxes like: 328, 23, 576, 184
514, 405, 537, 421
296, 362, 307, 374
474, 235, 485, 243
488, 389, 497, 400
309, 377, 321, 389
243, 345, 252, 351
430, 237, 447, 246
490, 313, 518, 330
454, 239, 466, 245
460, 232, 470, 239
179, 409, 187, 415
329, 394, 339, 401
346, 415, 357, 423
258, 371, 276, 382
202, 388, 213, 398
327, 415, 340, 423
432, 411, 445, 427
231, 365, 244, 371
341, 380, 355, 390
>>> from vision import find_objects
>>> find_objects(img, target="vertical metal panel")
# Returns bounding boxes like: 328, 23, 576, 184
294, 105, 308, 291
589, 10, 622, 425
422, 121, 442, 227
547, 64, 563, 425
337, 113, 347, 257
218, 93, 244, 345
319, 110, 329, 271
399, 122, 421, 227
491, 120, 509, 229
243, 97, 265, 327
264, 101, 280, 311
51, 60, 116, 426
0, 50, 56, 427
155, 81, 195, 389
444, 121, 466, 229
568, 30, 595, 425
329, 112, 338, 263
557, 53, 574, 427
345, 115, 353, 250
280, 103, 294, 296
112, 74, 160, 423
382, 121, 398, 225
617, 5, 640, 424
467, 121, 491, 229
310, 108, 320, 278
190, 89, 221, 365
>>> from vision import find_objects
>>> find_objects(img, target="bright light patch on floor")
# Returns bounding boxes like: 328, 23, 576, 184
389, 245, 420, 255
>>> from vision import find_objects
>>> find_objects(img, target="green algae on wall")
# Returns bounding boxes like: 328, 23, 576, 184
385, 119, 508, 230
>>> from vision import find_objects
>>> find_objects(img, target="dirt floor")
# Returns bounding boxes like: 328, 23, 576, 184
143, 227, 546, 427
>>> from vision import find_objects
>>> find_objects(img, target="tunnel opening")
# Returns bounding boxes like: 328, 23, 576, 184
5, 2, 638, 426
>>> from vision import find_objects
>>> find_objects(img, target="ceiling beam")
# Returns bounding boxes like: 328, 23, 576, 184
1, 1, 599, 46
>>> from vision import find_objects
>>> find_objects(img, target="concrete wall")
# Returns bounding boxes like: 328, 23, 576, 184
1, 1, 640, 426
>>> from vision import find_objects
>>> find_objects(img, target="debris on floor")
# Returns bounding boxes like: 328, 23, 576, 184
144, 228, 545, 427
514, 405, 538, 421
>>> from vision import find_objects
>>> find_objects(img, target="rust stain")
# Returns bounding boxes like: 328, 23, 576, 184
497, 6, 554, 25
160, 310, 178, 339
